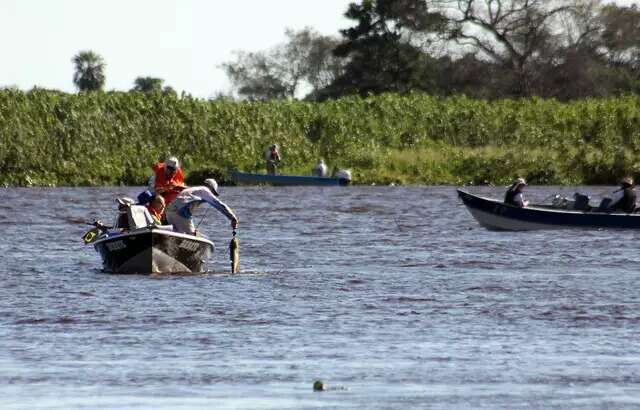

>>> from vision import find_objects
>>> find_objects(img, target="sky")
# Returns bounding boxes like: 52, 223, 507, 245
0, 0, 353, 98
0, 0, 635, 99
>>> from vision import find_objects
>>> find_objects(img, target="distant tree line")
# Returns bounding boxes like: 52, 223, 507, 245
221, 0, 640, 101
71, 50, 175, 95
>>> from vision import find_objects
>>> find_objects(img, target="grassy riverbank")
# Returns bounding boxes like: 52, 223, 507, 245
1, 89, 639, 186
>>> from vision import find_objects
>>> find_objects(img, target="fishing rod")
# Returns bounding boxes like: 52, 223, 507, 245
195, 207, 211, 231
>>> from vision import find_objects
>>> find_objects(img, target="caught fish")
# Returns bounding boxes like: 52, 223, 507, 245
230, 230, 239, 273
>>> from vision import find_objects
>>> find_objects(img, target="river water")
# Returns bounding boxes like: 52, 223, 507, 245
1, 186, 639, 409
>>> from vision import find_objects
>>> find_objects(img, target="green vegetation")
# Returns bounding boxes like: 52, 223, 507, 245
1, 89, 640, 187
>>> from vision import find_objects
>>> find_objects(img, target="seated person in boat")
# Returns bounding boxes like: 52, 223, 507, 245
165, 178, 239, 235
312, 159, 328, 177
265, 144, 281, 175
504, 178, 529, 208
145, 195, 166, 224
609, 177, 636, 213
148, 156, 185, 205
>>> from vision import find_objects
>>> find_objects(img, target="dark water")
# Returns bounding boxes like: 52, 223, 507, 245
2, 186, 640, 409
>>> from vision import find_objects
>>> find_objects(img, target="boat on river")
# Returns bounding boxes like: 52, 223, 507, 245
457, 189, 640, 231
231, 170, 350, 186
83, 201, 213, 274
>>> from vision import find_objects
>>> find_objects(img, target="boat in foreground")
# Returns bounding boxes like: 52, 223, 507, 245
84, 201, 214, 274
457, 189, 640, 231
231, 171, 350, 186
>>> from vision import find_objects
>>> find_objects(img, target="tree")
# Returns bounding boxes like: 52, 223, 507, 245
433, 0, 582, 97
319, 0, 446, 99
131, 76, 164, 93
162, 86, 178, 97
220, 27, 344, 100
72, 50, 106, 92
598, 4, 640, 74
221, 51, 289, 100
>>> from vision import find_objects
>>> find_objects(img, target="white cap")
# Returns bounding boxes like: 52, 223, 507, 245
166, 156, 179, 169
204, 178, 219, 196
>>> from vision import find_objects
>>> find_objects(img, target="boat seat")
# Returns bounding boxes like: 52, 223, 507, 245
128, 205, 155, 229
113, 204, 155, 230
573, 193, 590, 211
597, 198, 613, 212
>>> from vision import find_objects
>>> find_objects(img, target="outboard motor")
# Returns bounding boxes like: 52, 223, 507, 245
335, 169, 352, 183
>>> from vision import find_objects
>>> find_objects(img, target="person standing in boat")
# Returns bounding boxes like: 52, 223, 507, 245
504, 178, 529, 208
165, 178, 239, 235
265, 144, 281, 175
312, 159, 328, 177
148, 156, 185, 205
609, 177, 636, 213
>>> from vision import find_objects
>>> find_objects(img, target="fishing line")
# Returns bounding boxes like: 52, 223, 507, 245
195, 207, 211, 231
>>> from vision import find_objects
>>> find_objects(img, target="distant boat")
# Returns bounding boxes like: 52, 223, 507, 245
457, 189, 640, 231
230, 171, 350, 186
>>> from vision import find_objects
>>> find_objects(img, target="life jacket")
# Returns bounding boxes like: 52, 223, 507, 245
615, 187, 636, 213
152, 162, 184, 204
504, 185, 526, 207
504, 186, 518, 206
145, 205, 163, 224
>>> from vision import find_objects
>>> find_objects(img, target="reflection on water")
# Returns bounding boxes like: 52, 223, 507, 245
1, 186, 640, 409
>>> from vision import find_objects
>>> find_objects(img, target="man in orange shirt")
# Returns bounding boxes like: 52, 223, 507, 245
148, 156, 185, 205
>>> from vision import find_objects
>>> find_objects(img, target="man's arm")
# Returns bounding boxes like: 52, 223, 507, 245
200, 189, 239, 227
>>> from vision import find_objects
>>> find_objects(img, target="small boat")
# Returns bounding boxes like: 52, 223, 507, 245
457, 189, 640, 231
231, 171, 350, 186
84, 201, 214, 274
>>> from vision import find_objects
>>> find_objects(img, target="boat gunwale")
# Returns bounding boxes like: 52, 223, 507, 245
90, 227, 215, 248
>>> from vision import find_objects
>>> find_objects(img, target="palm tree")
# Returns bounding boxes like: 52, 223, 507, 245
72, 50, 106, 91
131, 76, 164, 93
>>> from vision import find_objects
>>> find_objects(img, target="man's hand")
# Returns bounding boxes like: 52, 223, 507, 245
231, 218, 239, 230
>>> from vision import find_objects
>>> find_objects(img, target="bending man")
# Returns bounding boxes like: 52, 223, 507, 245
166, 178, 239, 235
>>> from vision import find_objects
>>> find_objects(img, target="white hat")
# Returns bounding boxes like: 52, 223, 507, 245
515, 177, 527, 186
166, 156, 179, 169
621, 177, 634, 187
204, 178, 219, 196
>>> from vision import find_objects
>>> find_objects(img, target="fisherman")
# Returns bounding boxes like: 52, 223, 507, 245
609, 177, 636, 213
148, 156, 185, 205
265, 144, 281, 175
145, 195, 166, 224
504, 177, 529, 208
312, 159, 328, 177
165, 178, 239, 235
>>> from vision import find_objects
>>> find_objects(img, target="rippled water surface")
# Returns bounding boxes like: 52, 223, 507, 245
2, 186, 640, 409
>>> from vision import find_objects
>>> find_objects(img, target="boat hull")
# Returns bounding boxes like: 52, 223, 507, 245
457, 189, 640, 231
92, 229, 214, 274
231, 171, 349, 186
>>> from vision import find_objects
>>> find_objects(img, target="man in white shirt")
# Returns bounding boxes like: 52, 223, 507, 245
165, 178, 238, 235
